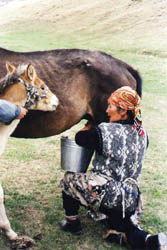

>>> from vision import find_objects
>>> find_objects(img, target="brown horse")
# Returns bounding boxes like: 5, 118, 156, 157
0, 47, 142, 138
0, 62, 58, 248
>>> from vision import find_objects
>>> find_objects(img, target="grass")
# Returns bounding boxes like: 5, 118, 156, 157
0, 0, 167, 249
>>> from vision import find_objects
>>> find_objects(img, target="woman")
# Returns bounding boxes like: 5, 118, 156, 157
60, 86, 167, 250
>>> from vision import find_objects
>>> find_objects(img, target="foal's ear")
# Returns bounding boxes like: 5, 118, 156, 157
26, 64, 36, 81
6, 62, 16, 73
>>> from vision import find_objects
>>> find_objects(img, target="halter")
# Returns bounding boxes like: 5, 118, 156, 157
0, 72, 49, 109
19, 78, 48, 109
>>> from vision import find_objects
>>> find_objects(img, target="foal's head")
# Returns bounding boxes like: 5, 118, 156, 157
0, 62, 59, 111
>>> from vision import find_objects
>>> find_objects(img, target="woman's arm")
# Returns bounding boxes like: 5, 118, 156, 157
75, 124, 103, 154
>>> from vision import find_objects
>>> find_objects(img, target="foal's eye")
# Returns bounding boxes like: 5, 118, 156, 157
41, 85, 45, 90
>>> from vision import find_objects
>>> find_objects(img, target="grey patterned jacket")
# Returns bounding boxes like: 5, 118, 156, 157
91, 122, 148, 213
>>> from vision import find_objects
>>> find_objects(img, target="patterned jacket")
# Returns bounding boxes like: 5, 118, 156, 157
91, 122, 148, 213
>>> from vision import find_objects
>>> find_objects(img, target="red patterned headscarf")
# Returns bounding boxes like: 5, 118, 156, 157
108, 86, 144, 136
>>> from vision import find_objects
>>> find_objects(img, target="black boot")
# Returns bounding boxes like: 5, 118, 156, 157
60, 218, 82, 235
146, 233, 167, 250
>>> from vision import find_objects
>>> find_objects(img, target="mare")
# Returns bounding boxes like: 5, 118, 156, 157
0, 47, 142, 138
0, 62, 59, 248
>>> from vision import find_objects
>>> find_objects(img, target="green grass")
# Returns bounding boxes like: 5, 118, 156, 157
0, 1, 167, 249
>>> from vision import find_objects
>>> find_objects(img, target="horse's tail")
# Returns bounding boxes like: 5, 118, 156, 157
128, 67, 142, 97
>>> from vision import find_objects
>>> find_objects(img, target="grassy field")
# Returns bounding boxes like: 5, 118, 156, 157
0, 0, 167, 249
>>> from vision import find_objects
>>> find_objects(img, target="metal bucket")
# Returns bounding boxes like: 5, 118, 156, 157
61, 136, 94, 173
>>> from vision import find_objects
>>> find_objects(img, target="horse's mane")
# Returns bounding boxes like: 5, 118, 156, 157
0, 64, 27, 93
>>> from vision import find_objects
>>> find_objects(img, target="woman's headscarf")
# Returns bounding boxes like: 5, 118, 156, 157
108, 86, 144, 136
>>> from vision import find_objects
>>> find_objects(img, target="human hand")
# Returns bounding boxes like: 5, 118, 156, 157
80, 121, 94, 131
17, 107, 28, 120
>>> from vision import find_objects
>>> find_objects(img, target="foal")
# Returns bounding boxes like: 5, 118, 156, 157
0, 62, 59, 248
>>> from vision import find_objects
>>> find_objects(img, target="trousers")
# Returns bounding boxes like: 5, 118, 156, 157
62, 191, 148, 249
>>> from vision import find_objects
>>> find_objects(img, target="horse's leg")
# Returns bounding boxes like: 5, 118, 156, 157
0, 184, 35, 248
0, 184, 18, 240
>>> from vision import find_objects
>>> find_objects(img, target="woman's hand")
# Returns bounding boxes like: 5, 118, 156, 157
17, 107, 28, 120
80, 121, 94, 131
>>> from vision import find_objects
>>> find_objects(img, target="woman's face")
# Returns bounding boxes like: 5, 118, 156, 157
106, 103, 127, 123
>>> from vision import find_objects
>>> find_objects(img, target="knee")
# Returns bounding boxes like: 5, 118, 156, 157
61, 172, 76, 187
63, 172, 75, 181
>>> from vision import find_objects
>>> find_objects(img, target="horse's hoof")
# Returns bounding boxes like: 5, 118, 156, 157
10, 236, 35, 249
